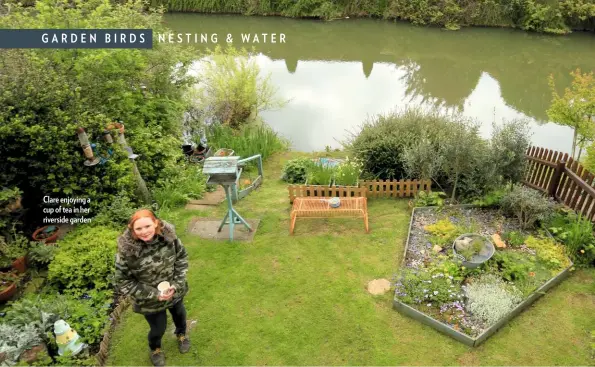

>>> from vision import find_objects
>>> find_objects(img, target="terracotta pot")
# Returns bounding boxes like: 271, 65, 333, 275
0, 276, 17, 302
12, 256, 26, 273
32, 226, 60, 244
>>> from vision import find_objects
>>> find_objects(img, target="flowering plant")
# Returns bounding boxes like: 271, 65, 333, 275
395, 268, 463, 307
334, 157, 362, 186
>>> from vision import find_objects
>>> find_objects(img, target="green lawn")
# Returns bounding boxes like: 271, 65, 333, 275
108, 152, 595, 366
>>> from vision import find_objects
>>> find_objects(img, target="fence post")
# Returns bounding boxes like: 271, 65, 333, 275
548, 159, 566, 199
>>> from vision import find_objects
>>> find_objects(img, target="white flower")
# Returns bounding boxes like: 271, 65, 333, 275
427, 303, 432, 307
433, 291, 439, 295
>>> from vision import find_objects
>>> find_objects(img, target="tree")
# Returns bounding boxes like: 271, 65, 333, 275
440, 118, 485, 201
491, 119, 532, 187
547, 69, 595, 160
0, 0, 196, 221
190, 44, 286, 130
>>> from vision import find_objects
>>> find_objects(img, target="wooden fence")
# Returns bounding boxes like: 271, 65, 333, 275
360, 179, 432, 199
288, 185, 368, 203
523, 146, 595, 220
287, 179, 431, 202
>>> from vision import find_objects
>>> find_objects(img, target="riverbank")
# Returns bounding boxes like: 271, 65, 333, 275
151, 0, 595, 34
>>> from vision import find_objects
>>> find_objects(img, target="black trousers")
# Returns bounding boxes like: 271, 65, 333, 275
143, 300, 187, 350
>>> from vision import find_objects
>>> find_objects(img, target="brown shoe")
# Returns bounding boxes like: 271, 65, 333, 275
150, 348, 165, 366
177, 334, 191, 354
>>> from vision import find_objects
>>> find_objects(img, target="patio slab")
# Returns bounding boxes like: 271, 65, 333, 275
187, 217, 260, 242
185, 186, 226, 206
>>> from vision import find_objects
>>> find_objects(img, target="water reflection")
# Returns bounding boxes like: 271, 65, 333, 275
164, 14, 594, 153
257, 56, 574, 153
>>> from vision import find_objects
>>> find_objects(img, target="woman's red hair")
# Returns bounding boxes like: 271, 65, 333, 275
128, 209, 163, 240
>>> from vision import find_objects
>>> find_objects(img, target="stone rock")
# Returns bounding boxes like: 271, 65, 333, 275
432, 245, 443, 253
367, 279, 391, 295
18, 344, 48, 364
454, 237, 473, 251
492, 233, 506, 248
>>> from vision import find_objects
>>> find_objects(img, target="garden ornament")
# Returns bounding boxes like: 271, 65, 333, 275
328, 197, 341, 208
53, 319, 85, 356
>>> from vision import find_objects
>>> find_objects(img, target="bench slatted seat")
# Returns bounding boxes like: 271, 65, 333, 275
289, 197, 369, 234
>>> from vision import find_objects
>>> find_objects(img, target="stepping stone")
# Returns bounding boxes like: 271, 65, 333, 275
367, 278, 391, 295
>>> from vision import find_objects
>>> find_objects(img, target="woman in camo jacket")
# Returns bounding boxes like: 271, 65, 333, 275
114, 209, 190, 366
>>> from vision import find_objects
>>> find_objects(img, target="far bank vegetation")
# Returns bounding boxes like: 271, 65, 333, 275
149, 0, 595, 34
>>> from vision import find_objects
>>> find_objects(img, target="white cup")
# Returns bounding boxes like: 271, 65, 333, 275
157, 281, 171, 296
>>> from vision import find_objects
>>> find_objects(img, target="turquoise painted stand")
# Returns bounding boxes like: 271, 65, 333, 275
218, 184, 252, 241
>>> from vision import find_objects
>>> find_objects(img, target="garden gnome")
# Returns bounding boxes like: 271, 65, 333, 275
53, 320, 85, 356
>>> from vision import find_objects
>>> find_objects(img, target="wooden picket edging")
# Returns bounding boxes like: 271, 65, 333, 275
359, 179, 432, 198
288, 185, 367, 203
523, 146, 595, 221
287, 179, 431, 203
96, 296, 131, 366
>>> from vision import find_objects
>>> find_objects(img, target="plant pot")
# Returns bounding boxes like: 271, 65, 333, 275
452, 233, 495, 269
32, 225, 60, 244
12, 256, 26, 273
0, 274, 17, 302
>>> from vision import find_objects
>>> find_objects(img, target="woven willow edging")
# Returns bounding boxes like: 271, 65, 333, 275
95, 296, 131, 366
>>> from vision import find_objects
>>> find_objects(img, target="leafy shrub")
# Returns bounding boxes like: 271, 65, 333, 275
0, 323, 43, 366
502, 230, 527, 248
281, 158, 316, 184
345, 108, 497, 200
48, 226, 120, 293
152, 163, 208, 210
472, 187, 508, 207
491, 250, 535, 281
426, 254, 466, 282
395, 267, 463, 307
413, 191, 446, 207
463, 273, 523, 325
5, 290, 113, 345
92, 191, 138, 227
546, 210, 595, 267
525, 235, 572, 271
27, 242, 56, 268
402, 136, 443, 181
500, 184, 556, 229
424, 219, 461, 246
345, 108, 451, 180
490, 119, 532, 186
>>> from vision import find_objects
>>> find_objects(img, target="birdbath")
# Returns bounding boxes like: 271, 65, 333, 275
452, 233, 495, 269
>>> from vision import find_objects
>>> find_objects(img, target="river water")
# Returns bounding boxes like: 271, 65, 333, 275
164, 13, 595, 153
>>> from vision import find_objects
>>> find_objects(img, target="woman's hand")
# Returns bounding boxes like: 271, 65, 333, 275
157, 287, 175, 301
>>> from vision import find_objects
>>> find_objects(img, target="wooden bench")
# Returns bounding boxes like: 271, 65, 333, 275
289, 197, 369, 234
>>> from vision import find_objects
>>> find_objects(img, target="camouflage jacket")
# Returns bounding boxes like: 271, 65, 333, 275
114, 221, 189, 315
